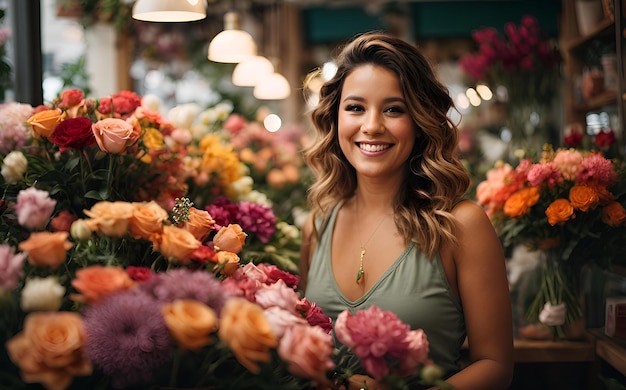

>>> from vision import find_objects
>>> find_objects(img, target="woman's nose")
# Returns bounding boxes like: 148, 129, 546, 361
361, 112, 384, 135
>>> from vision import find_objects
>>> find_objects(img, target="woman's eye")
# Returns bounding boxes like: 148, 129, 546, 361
384, 106, 405, 114
345, 104, 364, 112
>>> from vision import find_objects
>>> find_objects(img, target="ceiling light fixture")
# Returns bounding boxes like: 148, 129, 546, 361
208, 11, 257, 63
232, 56, 274, 87
132, 0, 207, 22
253, 71, 291, 100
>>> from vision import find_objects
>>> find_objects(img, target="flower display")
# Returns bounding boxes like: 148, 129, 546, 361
459, 15, 561, 107
476, 143, 626, 337
0, 89, 447, 389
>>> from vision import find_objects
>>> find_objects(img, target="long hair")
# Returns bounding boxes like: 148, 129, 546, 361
303, 31, 470, 257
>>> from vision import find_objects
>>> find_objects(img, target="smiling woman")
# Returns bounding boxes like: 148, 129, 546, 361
300, 31, 514, 389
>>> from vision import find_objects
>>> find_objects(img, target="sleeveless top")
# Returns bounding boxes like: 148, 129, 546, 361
305, 204, 466, 376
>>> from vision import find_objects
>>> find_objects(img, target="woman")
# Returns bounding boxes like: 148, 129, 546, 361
300, 32, 513, 389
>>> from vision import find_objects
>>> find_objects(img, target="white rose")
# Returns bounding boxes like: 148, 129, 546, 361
231, 175, 254, 197
20, 276, 66, 311
1, 151, 27, 183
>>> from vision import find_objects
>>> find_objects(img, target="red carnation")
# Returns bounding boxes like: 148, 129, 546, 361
49, 117, 96, 151
564, 130, 583, 147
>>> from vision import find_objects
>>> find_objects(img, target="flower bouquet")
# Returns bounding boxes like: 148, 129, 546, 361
476, 140, 626, 338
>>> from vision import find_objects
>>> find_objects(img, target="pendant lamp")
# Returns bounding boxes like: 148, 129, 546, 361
132, 0, 206, 22
232, 56, 274, 87
208, 12, 257, 63
253, 72, 291, 100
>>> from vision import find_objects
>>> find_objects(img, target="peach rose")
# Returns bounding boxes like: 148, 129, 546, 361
92, 117, 136, 154
152, 225, 201, 264
218, 298, 277, 373
83, 201, 135, 237
70, 266, 135, 304
181, 207, 215, 242
27, 109, 62, 138
162, 299, 218, 350
545, 198, 575, 226
278, 324, 335, 384
18, 231, 73, 269
129, 201, 168, 240
6, 312, 93, 390
602, 201, 626, 227
569, 185, 599, 212
503, 187, 540, 218
213, 224, 247, 254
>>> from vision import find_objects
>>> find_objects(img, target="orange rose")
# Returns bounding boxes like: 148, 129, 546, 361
6, 312, 93, 390
26, 109, 63, 138
218, 298, 277, 373
215, 251, 241, 276
503, 187, 540, 218
18, 231, 73, 269
213, 224, 247, 254
545, 198, 575, 226
84, 201, 135, 237
162, 299, 218, 350
71, 266, 135, 304
569, 185, 599, 212
152, 225, 201, 264
602, 201, 626, 227
129, 201, 168, 240
92, 117, 136, 154
181, 207, 215, 242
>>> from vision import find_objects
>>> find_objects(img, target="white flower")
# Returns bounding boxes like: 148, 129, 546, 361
239, 190, 272, 207
20, 276, 66, 311
231, 175, 254, 197
1, 150, 27, 183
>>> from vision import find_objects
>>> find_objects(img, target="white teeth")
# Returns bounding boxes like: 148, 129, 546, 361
359, 143, 390, 152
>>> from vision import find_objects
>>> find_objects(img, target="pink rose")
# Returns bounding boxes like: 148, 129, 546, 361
263, 306, 308, 339
0, 244, 26, 291
92, 117, 136, 154
254, 279, 300, 313
257, 263, 300, 289
16, 187, 56, 230
278, 324, 335, 384
297, 298, 333, 334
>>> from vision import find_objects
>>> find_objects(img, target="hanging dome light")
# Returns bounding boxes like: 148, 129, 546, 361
232, 56, 274, 87
208, 12, 257, 63
253, 72, 291, 100
132, 0, 206, 22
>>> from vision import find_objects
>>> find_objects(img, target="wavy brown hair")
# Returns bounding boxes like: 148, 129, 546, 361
303, 31, 470, 257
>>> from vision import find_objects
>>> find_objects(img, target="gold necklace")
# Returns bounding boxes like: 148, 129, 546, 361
356, 198, 388, 285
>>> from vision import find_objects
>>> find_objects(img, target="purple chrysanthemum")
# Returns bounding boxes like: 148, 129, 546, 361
236, 201, 277, 243
141, 268, 227, 313
82, 288, 172, 389
205, 196, 238, 229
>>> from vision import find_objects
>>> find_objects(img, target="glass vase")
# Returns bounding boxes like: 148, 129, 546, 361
505, 102, 556, 159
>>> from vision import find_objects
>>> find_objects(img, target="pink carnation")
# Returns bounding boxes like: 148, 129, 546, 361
0, 244, 27, 291
526, 162, 561, 188
16, 187, 57, 230
552, 149, 583, 181
577, 153, 618, 187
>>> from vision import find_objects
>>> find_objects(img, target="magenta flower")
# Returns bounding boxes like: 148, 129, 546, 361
577, 153, 618, 187
236, 200, 277, 243
205, 196, 238, 230
297, 298, 333, 334
82, 289, 171, 389
16, 186, 57, 230
257, 263, 300, 289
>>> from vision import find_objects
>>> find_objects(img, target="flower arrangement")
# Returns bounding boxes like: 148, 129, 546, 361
459, 15, 561, 107
476, 139, 626, 338
0, 89, 448, 389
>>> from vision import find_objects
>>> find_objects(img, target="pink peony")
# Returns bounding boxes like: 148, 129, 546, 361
0, 244, 27, 291
263, 306, 308, 339
16, 187, 57, 230
254, 279, 300, 314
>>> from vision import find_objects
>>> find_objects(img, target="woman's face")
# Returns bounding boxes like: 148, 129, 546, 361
337, 64, 417, 181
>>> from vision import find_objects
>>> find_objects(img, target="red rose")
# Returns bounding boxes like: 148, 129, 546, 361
595, 129, 616, 148
60, 89, 85, 108
98, 90, 142, 119
126, 266, 153, 282
49, 117, 96, 151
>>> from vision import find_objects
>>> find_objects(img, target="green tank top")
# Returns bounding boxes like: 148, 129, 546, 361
305, 204, 466, 376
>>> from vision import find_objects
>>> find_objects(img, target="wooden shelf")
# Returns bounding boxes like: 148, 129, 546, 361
564, 18, 616, 53
589, 328, 626, 376
512, 338, 595, 363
